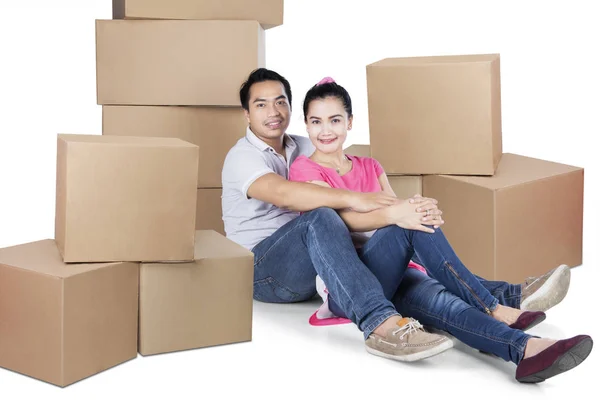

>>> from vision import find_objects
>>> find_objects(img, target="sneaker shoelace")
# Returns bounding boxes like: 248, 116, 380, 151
392, 318, 424, 340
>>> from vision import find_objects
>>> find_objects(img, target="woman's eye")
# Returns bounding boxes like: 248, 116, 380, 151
332, 119, 340, 123
311, 120, 320, 124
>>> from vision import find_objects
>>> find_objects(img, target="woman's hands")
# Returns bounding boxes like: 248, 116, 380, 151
384, 194, 444, 233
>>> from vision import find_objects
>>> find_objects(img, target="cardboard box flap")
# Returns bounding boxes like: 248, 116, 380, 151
58, 134, 196, 148
0, 240, 120, 278
194, 230, 253, 260
369, 54, 499, 67
443, 153, 583, 190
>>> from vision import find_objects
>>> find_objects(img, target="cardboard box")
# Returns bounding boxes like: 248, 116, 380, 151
0, 240, 138, 387
423, 153, 583, 282
139, 230, 253, 356
345, 145, 422, 199
102, 106, 247, 188
55, 134, 198, 263
345, 144, 371, 158
196, 188, 224, 235
367, 54, 502, 175
113, 0, 283, 29
388, 176, 422, 199
96, 20, 265, 106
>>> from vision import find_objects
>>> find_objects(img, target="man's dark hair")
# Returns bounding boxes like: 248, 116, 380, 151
239, 68, 293, 111
303, 81, 353, 122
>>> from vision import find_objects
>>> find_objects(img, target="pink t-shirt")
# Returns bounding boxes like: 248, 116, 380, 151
289, 155, 384, 194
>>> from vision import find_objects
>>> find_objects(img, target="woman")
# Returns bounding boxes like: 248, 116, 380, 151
288, 77, 593, 383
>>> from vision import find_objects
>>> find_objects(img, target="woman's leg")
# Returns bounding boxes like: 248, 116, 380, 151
371, 225, 502, 315
392, 268, 529, 363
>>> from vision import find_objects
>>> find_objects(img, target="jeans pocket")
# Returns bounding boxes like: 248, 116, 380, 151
253, 276, 300, 303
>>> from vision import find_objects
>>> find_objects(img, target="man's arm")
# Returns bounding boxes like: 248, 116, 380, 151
246, 173, 397, 212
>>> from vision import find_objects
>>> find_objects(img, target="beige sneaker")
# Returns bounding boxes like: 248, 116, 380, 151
365, 317, 453, 362
521, 264, 571, 312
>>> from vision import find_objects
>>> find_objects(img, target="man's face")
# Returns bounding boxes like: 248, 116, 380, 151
245, 80, 291, 142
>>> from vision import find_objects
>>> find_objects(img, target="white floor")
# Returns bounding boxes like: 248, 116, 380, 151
2, 265, 598, 400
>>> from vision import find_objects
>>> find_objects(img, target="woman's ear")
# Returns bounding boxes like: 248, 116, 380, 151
348, 115, 353, 130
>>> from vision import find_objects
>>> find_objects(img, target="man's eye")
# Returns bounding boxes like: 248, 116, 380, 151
256, 103, 265, 108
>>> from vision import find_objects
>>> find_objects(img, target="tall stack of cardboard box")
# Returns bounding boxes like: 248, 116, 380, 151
0, 0, 285, 387
100, 0, 284, 235
359, 54, 583, 282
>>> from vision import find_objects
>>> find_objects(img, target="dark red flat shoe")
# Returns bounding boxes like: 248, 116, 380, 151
516, 335, 593, 383
509, 311, 546, 331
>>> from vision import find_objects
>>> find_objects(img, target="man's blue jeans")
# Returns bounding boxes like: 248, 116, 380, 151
251, 209, 530, 363
252, 208, 399, 339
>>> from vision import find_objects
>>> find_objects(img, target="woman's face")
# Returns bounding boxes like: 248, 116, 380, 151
305, 96, 352, 154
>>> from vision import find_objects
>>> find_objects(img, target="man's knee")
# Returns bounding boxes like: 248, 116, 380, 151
306, 207, 344, 225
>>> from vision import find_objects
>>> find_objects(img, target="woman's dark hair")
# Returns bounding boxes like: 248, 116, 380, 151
239, 68, 292, 111
302, 80, 353, 122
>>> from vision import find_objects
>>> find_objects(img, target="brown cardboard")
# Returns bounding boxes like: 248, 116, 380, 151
196, 189, 224, 235
102, 106, 247, 188
139, 230, 253, 356
423, 153, 583, 282
0, 240, 138, 387
388, 176, 423, 199
367, 54, 502, 175
345, 145, 422, 199
113, 0, 283, 29
96, 20, 265, 106
55, 134, 198, 263
345, 144, 371, 158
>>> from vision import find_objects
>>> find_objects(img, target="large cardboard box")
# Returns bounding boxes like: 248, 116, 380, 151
113, 0, 284, 29
102, 106, 247, 188
96, 20, 265, 106
345, 145, 422, 199
0, 240, 138, 387
423, 153, 583, 282
139, 230, 253, 356
55, 134, 198, 263
367, 54, 502, 175
196, 188, 224, 235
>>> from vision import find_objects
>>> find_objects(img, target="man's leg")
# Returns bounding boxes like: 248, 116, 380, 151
251, 207, 399, 339
393, 269, 531, 364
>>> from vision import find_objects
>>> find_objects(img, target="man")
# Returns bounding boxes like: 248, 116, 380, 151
221, 68, 570, 363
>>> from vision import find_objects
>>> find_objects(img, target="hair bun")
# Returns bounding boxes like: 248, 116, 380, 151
316, 77, 336, 85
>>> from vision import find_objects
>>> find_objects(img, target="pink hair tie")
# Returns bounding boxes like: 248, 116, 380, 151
316, 76, 335, 85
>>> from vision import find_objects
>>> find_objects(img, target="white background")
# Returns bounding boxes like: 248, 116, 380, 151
0, 0, 598, 398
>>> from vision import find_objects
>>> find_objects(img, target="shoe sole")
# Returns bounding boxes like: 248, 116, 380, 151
365, 339, 453, 362
521, 264, 570, 312
517, 337, 594, 383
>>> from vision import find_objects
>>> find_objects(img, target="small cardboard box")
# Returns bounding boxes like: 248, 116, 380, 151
139, 230, 253, 356
96, 20, 265, 106
196, 188, 224, 235
367, 54, 502, 175
423, 153, 583, 282
0, 240, 138, 387
55, 134, 198, 263
102, 105, 247, 188
113, 0, 284, 29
